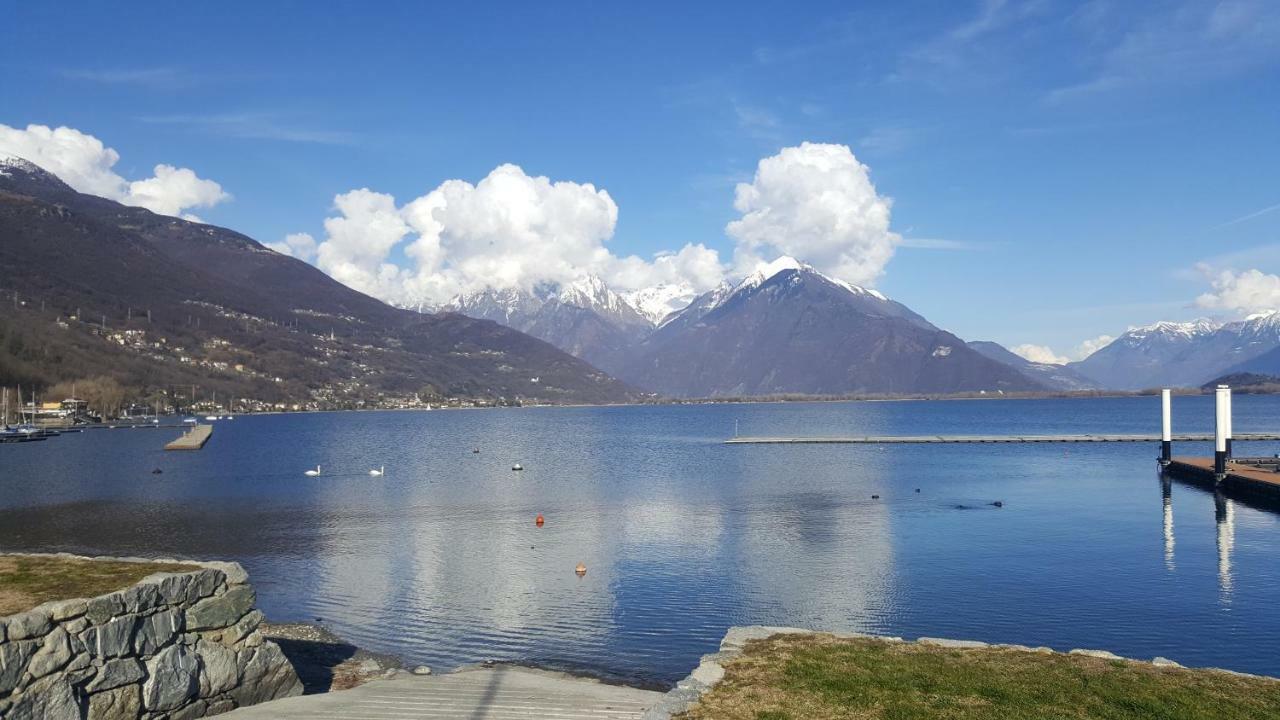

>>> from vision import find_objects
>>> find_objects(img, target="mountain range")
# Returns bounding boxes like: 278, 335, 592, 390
1068, 314, 1280, 390
7, 153, 1280, 403
431, 257, 1046, 397
0, 155, 634, 406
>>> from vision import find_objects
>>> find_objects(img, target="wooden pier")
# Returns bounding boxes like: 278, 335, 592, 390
726, 433, 1280, 445
164, 424, 213, 451
1164, 456, 1280, 500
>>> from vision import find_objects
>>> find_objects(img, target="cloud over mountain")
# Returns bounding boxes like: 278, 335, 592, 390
1011, 344, 1070, 365
305, 164, 727, 307
1196, 267, 1280, 315
295, 143, 901, 308
727, 142, 899, 286
0, 123, 228, 220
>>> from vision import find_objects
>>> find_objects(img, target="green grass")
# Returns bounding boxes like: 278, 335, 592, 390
677, 634, 1280, 720
0, 554, 198, 615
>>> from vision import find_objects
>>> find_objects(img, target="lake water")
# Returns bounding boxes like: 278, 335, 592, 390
2, 396, 1279, 687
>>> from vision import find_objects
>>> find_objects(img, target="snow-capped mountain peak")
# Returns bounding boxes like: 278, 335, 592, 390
557, 275, 635, 318
0, 155, 42, 177
1123, 318, 1223, 341
728, 256, 889, 305
623, 282, 699, 326
737, 256, 809, 292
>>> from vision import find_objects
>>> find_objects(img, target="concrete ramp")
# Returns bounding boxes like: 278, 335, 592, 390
223, 665, 662, 719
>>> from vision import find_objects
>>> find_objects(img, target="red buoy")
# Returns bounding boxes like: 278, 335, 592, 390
535, 514, 545, 527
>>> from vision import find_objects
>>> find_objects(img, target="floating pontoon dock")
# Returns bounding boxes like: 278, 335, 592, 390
725, 433, 1280, 445
164, 424, 213, 451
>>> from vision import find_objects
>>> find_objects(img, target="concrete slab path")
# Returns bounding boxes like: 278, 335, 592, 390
223, 665, 663, 719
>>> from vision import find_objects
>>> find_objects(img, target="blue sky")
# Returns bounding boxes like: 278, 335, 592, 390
4, 1, 1280, 360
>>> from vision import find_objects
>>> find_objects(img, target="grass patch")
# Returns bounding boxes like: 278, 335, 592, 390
0, 554, 198, 615
676, 634, 1280, 720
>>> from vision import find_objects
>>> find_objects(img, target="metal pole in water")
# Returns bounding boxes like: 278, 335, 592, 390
1214, 385, 1228, 481
1159, 389, 1172, 466
1224, 386, 1233, 459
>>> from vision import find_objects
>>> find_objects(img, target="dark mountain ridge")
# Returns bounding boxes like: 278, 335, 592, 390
0, 156, 635, 407
616, 261, 1044, 397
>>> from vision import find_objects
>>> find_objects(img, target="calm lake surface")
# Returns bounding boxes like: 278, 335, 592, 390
2, 396, 1279, 686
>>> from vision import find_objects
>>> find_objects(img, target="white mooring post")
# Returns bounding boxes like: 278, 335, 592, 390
1214, 385, 1228, 481
1224, 386, 1233, 459
1160, 389, 1172, 466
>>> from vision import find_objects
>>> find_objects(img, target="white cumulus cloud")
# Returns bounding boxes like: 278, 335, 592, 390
1011, 344, 1070, 365
1073, 334, 1115, 360
0, 123, 229, 218
315, 189, 412, 301
1196, 268, 1280, 315
726, 142, 899, 287
306, 164, 727, 307
266, 232, 318, 261
297, 143, 903, 308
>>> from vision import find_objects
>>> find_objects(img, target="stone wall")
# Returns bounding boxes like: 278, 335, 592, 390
0, 554, 303, 719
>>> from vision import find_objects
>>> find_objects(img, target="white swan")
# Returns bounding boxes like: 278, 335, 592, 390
369, 466, 384, 477
304, 465, 321, 477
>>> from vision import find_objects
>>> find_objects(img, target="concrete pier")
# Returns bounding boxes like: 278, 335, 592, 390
164, 423, 213, 450
222, 666, 661, 720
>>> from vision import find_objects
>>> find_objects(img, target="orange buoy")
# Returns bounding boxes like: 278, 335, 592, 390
575, 563, 587, 576
535, 514, 545, 527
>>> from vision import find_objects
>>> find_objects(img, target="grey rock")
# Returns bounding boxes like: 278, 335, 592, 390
918, 637, 990, 649
1069, 648, 1125, 660
357, 658, 381, 673
119, 582, 161, 614
65, 651, 92, 676
241, 630, 264, 649
197, 639, 240, 697
87, 657, 146, 692
135, 608, 183, 656
5, 677, 80, 720
0, 640, 38, 694
143, 644, 200, 712
86, 684, 142, 720
229, 642, 303, 707
185, 585, 255, 631
64, 616, 89, 636
206, 695, 236, 714
190, 568, 229, 601
6, 609, 53, 640
85, 593, 126, 626
82, 613, 139, 658
225, 609, 264, 645
719, 625, 811, 652
412, 665, 433, 675
168, 697, 208, 720
36, 598, 88, 622
27, 626, 73, 678
689, 659, 725, 687
140, 572, 194, 605
202, 561, 249, 585
1152, 656, 1184, 668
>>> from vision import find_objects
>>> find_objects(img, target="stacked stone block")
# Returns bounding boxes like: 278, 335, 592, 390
0, 555, 302, 719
